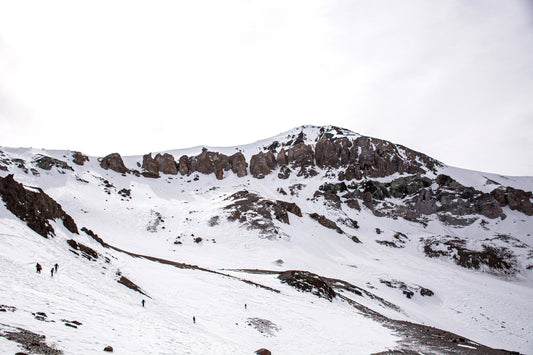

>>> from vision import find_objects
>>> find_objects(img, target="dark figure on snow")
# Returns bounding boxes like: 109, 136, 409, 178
193, 316, 196, 324
245, 304, 247, 310
142, 300, 145, 307
50, 268, 54, 277
36, 263, 42, 273
54, 263, 58, 272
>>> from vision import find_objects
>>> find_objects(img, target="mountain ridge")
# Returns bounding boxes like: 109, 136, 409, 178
1, 125, 532, 354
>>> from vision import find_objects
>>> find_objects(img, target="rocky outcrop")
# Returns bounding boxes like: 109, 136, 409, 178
72, 151, 89, 166
181, 149, 230, 180
229, 152, 247, 177
0, 174, 78, 238
33, 155, 73, 171
309, 213, 344, 234
178, 150, 247, 179
224, 191, 302, 237
287, 143, 314, 169
178, 155, 191, 175
142, 153, 160, 178
155, 153, 178, 175
389, 176, 432, 198
491, 187, 533, 216
279, 270, 336, 301
250, 151, 276, 178
100, 153, 128, 173
141, 153, 178, 178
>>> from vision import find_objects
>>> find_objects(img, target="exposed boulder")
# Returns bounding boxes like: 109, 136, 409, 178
224, 191, 302, 237
278, 270, 336, 301
276, 148, 288, 166
33, 155, 73, 172
100, 153, 128, 173
250, 151, 277, 179
309, 213, 344, 234
141, 153, 160, 178
255, 348, 272, 355
67, 239, 98, 261
491, 187, 533, 216
229, 152, 247, 177
315, 136, 339, 168
278, 165, 291, 179
178, 155, 191, 175
389, 176, 432, 198
155, 153, 178, 175
0, 174, 78, 238
72, 151, 89, 166
189, 149, 230, 180
286, 143, 314, 169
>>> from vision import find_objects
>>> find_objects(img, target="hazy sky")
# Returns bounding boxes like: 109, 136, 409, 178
1, 0, 532, 175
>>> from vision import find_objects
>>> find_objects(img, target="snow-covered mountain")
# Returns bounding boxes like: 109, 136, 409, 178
1, 125, 532, 354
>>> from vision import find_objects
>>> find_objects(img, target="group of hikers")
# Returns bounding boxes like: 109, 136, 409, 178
35, 262, 58, 277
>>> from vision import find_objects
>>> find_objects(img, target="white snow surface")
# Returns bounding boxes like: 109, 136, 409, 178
1, 126, 532, 354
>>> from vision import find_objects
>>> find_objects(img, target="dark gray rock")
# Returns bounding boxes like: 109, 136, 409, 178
100, 153, 128, 173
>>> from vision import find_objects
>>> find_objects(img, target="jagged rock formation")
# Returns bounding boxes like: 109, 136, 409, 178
250, 151, 276, 178
72, 151, 89, 166
33, 155, 73, 172
278, 270, 337, 301
0, 174, 78, 237
100, 153, 128, 173
491, 186, 533, 216
224, 190, 302, 237
141, 153, 178, 178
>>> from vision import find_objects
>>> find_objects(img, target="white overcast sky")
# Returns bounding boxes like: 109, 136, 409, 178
0, 0, 532, 175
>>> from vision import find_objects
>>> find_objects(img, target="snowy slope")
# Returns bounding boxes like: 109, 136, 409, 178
1, 125, 532, 354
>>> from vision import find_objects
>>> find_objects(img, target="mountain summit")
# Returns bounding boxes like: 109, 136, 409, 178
1, 125, 532, 354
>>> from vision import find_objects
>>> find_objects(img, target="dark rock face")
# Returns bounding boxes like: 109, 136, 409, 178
229, 152, 247, 177
309, 213, 344, 234
491, 187, 533, 216
0, 174, 78, 238
287, 143, 314, 170
250, 151, 277, 179
423, 236, 518, 274
360, 174, 505, 224
155, 153, 178, 175
178, 155, 191, 175
100, 153, 128, 173
181, 149, 230, 180
276, 148, 288, 166
389, 176, 432, 199
116, 271, 149, 296
224, 191, 302, 237
141, 153, 178, 178
278, 270, 336, 301
72, 151, 89, 166
66, 239, 98, 261
141, 153, 160, 178
33, 155, 73, 171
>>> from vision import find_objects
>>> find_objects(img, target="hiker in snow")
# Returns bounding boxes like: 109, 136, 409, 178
142, 300, 145, 307
193, 316, 196, 324
50, 268, 54, 277
245, 304, 247, 310
54, 263, 58, 272
36, 263, 42, 274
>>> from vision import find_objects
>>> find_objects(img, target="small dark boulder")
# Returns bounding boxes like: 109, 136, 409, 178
103, 345, 113, 352
255, 348, 272, 355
